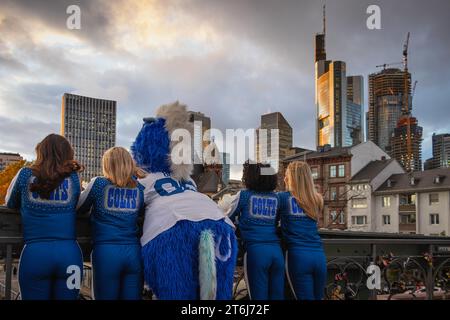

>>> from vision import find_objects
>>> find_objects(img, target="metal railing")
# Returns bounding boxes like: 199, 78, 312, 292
2, 206, 450, 300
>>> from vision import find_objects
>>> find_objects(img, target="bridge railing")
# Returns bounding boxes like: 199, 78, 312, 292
1, 206, 450, 300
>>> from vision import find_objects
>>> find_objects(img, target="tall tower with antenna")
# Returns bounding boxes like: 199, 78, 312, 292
314, 4, 327, 62
314, 4, 364, 148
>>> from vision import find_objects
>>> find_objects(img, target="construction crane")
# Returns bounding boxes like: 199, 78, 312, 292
402, 32, 413, 172
376, 62, 403, 70
411, 80, 418, 104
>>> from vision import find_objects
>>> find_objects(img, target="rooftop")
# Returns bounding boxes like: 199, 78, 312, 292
375, 167, 450, 194
351, 159, 395, 182
283, 146, 351, 162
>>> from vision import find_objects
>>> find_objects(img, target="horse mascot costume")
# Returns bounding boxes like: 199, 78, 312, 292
131, 101, 237, 300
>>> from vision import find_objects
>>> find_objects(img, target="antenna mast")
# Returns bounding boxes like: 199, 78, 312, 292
323, 4, 326, 36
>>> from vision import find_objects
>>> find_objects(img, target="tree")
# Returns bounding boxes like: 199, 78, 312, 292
0, 160, 28, 205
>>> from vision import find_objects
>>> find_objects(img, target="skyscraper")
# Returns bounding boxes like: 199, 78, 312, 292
315, 6, 363, 148
256, 112, 293, 171
61, 93, 116, 182
220, 152, 230, 186
346, 76, 364, 146
188, 111, 211, 164
367, 68, 411, 153
425, 133, 450, 170
390, 116, 423, 172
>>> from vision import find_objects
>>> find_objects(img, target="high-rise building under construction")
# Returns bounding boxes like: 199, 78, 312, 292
372, 33, 423, 172
367, 68, 411, 153
390, 116, 423, 172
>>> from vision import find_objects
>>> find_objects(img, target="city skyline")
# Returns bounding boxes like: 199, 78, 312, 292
1, 0, 450, 179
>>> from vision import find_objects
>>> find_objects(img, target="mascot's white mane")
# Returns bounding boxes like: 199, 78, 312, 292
156, 101, 194, 181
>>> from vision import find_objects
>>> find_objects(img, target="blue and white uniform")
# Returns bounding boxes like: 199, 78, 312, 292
278, 191, 327, 300
5, 167, 83, 300
77, 177, 145, 300
227, 190, 284, 300
139, 172, 237, 300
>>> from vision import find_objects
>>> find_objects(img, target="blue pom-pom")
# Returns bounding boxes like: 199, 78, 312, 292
131, 118, 171, 175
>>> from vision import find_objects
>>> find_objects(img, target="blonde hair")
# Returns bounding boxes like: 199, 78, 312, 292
102, 147, 145, 188
285, 161, 323, 220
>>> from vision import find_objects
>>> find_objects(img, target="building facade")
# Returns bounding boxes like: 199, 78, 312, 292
347, 159, 405, 232
221, 152, 230, 186
0, 152, 23, 171
256, 112, 293, 173
188, 111, 211, 164
374, 168, 450, 236
390, 116, 423, 172
346, 76, 364, 146
425, 133, 450, 170
282, 141, 390, 229
314, 15, 363, 148
61, 93, 116, 182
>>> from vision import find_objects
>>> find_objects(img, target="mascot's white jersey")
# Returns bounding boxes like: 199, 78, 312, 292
139, 172, 235, 246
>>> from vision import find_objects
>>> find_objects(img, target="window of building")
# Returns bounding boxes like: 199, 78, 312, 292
382, 215, 391, 225
429, 193, 439, 205
330, 187, 337, 201
338, 164, 345, 177
311, 167, 319, 180
430, 214, 440, 225
352, 216, 367, 225
330, 165, 337, 178
382, 196, 391, 208
330, 210, 337, 223
352, 198, 367, 209
338, 212, 345, 224
364, 184, 369, 190
400, 214, 416, 224
400, 194, 416, 206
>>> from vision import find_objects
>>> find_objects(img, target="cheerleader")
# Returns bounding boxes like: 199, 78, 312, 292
5, 134, 84, 300
77, 147, 145, 300
279, 161, 327, 300
227, 161, 284, 300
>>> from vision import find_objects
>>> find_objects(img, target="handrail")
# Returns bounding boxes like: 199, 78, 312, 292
1, 206, 450, 300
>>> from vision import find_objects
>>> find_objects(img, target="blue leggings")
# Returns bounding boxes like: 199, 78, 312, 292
286, 247, 327, 300
244, 243, 285, 300
18, 240, 83, 300
92, 244, 142, 300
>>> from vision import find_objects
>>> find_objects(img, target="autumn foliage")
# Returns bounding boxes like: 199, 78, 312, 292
0, 160, 28, 205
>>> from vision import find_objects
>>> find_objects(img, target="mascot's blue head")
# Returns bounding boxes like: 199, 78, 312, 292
131, 101, 194, 180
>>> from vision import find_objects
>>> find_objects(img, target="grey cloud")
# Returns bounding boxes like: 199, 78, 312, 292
0, 0, 449, 166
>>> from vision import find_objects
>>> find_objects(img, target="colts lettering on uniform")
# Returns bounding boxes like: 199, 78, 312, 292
250, 196, 277, 218
290, 197, 305, 215
107, 187, 138, 210
31, 179, 70, 202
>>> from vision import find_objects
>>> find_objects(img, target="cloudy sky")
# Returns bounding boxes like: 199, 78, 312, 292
0, 0, 449, 178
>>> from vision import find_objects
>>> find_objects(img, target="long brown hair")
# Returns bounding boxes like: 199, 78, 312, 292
285, 161, 323, 220
29, 134, 83, 199
102, 147, 145, 188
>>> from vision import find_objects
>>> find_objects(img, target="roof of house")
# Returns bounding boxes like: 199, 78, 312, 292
375, 168, 450, 194
350, 159, 395, 182
283, 146, 351, 162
